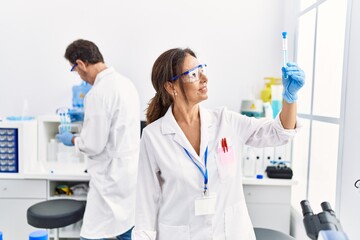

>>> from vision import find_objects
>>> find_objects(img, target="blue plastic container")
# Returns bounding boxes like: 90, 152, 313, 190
271, 100, 282, 118
0, 231, 3, 240
29, 230, 48, 240
72, 81, 91, 108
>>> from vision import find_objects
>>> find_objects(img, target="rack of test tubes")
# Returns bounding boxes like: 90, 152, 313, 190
0, 128, 18, 173
56, 107, 71, 134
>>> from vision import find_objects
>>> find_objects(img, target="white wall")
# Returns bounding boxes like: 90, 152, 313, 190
338, 0, 360, 239
0, 0, 286, 120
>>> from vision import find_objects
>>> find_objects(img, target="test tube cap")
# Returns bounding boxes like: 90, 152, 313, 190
282, 32, 287, 38
256, 174, 264, 179
29, 230, 48, 240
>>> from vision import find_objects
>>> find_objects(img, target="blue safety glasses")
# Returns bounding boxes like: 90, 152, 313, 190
70, 63, 78, 72
170, 64, 207, 83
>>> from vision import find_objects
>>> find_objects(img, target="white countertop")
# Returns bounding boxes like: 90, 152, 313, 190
0, 171, 90, 181
242, 176, 297, 186
0, 172, 296, 186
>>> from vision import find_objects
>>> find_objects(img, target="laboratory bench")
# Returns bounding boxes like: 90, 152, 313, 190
0, 172, 89, 240
0, 172, 295, 239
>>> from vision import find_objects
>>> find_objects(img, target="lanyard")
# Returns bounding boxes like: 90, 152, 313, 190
184, 146, 209, 194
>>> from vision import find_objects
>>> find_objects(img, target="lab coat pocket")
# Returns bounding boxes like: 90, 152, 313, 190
224, 202, 256, 240
216, 146, 237, 182
158, 223, 190, 240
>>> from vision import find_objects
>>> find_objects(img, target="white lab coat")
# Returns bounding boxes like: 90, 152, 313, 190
74, 67, 140, 239
133, 106, 299, 240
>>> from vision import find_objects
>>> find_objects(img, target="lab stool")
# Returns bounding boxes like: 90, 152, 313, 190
254, 227, 295, 240
27, 199, 86, 240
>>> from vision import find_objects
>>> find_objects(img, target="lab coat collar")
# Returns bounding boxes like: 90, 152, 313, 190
161, 105, 213, 163
93, 67, 115, 86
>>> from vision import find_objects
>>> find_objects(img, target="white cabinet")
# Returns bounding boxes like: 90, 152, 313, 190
0, 177, 89, 239
243, 182, 292, 234
0, 179, 47, 239
37, 115, 86, 174
47, 178, 89, 239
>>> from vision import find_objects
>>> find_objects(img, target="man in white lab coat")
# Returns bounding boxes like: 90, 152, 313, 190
57, 39, 140, 240
132, 48, 304, 240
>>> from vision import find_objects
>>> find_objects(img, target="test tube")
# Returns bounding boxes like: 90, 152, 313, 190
56, 108, 70, 134
65, 111, 71, 132
282, 32, 288, 68
60, 113, 65, 133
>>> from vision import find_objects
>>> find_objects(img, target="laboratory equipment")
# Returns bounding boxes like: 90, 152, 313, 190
47, 139, 58, 162
260, 77, 282, 103
38, 116, 85, 174
255, 155, 264, 179
354, 179, 360, 190
265, 163, 293, 179
260, 77, 283, 118
300, 200, 349, 240
56, 107, 71, 134
282, 32, 288, 68
72, 81, 91, 109
271, 84, 283, 118
263, 102, 273, 119
0, 118, 37, 173
240, 100, 264, 118
70, 81, 91, 123
243, 145, 256, 177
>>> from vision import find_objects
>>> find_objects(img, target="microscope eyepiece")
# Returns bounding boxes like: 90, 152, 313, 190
321, 201, 335, 215
301, 200, 314, 216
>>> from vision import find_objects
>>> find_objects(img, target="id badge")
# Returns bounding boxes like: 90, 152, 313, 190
194, 193, 217, 216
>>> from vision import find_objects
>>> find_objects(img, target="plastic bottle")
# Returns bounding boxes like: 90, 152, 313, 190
255, 155, 264, 179
29, 230, 48, 240
47, 139, 58, 162
263, 102, 273, 119
72, 81, 92, 108
243, 146, 256, 177
271, 84, 283, 118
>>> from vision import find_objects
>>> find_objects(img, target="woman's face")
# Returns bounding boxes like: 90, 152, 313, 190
175, 54, 208, 106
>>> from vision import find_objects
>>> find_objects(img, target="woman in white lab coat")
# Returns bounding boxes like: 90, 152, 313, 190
132, 48, 304, 240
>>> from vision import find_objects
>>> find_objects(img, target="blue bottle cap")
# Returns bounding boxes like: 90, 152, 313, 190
256, 174, 264, 179
29, 230, 48, 240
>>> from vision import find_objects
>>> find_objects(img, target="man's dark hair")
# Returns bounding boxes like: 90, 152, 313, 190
64, 39, 104, 64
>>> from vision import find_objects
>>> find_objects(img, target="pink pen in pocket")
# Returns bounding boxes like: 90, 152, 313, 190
217, 137, 237, 179
218, 138, 235, 165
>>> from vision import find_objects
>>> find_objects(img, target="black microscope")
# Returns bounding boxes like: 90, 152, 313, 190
300, 200, 348, 240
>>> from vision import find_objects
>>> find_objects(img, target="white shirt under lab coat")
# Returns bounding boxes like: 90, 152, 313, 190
133, 106, 299, 240
74, 67, 140, 239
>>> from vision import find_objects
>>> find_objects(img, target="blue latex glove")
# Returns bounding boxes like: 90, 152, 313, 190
56, 132, 74, 146
282, 62, 305, 103
68, 108, 84, 122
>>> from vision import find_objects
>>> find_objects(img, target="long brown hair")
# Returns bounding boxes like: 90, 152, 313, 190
146, 48, 196, 124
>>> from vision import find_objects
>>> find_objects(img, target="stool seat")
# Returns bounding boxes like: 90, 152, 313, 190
27, 199, 86, 229
254, 228, 295, 240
